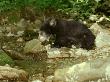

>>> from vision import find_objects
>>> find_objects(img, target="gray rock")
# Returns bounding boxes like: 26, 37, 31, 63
90, 23, 103, 36
0, 65, 28, 81
34, 19, 42, 29
89, 15, 98, 21
47, 48, 72, 58
47, 48, 61, 58
45, 76, 54, 82
95, 31, 110, 48
16, 19, 33, 31
24, 39, 45, 53
32, 80, 42, 82
6, 32, 15, 37
17, 31, 24, 37
90, 23, 110, 48
54, 58, 110, 82
16, 19, 28, 31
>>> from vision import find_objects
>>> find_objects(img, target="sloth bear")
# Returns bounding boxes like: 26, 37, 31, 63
39, 18, 95, 50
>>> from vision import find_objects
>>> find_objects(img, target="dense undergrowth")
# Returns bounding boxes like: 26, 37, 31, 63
0, 0, 110, 22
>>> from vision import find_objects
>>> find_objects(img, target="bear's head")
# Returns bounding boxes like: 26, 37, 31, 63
38, 18, 57, 42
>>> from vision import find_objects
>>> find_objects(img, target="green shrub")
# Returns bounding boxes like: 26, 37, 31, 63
0, 0, 105, 20
57, 0, 97, 20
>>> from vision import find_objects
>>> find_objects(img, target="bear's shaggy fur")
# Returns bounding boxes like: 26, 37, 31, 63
40, 18, 95, 50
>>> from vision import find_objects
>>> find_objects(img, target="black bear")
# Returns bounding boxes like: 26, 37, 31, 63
39, 18, 95, 50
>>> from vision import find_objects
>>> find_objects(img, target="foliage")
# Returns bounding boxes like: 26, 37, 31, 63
0, 0, 107, 20
0, 0, 13, 12
58, 0, 97, 20
33, 0, 71, 10
0, 0, 29, 12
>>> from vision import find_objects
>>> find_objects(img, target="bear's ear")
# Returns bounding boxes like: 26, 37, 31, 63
49, 19, 56, 27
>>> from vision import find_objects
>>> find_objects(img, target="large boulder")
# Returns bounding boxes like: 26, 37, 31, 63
89, 23, 103, 36
54, 57, 110, 82
95, 31, 110, 48
16, 19, 28, 31
24, 39, 47, 60
24, 39, 45, 53
0, 65, 28, 81
90, 23, 110, 48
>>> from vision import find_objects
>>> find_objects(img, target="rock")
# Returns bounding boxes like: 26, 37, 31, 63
96, 15, 110, 23
47, 48, 61, 58
89, 15, 98, 21
95, 0, 101, 2
0, 65, 28, 81
47, 48, 71, 58
17, 37, 24, 42
54, 68, 69, 82
96, 16, 110, 28
17, 31, 24, 37
89, 23, 103, 35
45, 75, 54, 82
95, 31, 110, 48
6, 32, 15, 37
16, 19, 34, 32
24, 39, 45, 53
16, 19, 28, 31
0, 30, 3, 37
54, 57, 110, 82
32, 80, 42, 82
1, 17, 8, 25
34, 19, 42, 29
75, 48, 91, 56
90, 23, 110, 48
24, 39, 47, 60
46, 43, 110, 60
5, 24, 17, 33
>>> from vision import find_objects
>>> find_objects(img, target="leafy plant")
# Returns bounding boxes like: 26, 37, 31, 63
57, 0, 97, 20
0, 0, 106, 20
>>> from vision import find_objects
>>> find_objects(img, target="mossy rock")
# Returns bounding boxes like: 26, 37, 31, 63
0, 51, 15, 66
24, 39, 45, 53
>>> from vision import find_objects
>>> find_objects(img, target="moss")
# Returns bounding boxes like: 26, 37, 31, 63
0, 51, 15, 66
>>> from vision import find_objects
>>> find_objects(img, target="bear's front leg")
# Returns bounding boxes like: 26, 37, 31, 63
51, 37, 72, 48
51, 39, 62, 48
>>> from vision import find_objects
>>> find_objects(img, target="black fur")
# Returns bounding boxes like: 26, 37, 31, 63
40, 18, 95, 50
